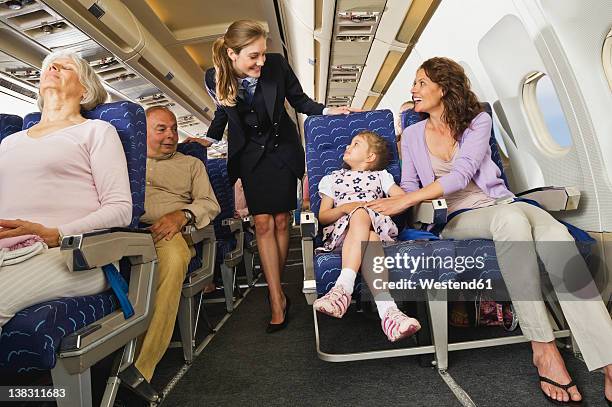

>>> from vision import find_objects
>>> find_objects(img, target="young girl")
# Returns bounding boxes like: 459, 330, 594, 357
313, 131, 421, 342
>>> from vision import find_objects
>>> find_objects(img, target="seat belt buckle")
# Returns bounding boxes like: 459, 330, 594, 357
495, 196, 515, 205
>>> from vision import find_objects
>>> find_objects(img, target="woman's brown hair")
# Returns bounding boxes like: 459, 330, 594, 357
418, 57, 483, 141
211, 20, 267, 107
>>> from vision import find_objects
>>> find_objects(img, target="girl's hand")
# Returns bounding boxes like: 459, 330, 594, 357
340, 202, 366, 214
326, 106, 363, 115
366, 195, 412, 216
0, 219, 60, 247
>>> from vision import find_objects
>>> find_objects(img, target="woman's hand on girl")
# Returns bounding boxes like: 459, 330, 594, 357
366, 195, 412, 216
340, 202, 367, 214
0, 219, 61, 247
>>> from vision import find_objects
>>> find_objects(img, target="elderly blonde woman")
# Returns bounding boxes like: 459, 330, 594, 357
0, 50, 132, 332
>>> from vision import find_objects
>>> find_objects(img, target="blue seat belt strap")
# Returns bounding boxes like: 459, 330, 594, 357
102, 263, 135, 319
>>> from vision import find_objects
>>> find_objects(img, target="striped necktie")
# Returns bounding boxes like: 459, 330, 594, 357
241, 79, 254, 105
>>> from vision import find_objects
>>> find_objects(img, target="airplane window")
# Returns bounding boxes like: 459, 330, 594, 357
604, 27, 612, 91
522, 71, 572, 155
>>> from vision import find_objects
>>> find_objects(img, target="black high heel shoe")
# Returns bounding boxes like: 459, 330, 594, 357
266, 295, 290, 333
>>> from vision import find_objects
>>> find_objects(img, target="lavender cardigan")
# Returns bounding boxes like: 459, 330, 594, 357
400, 112, 513, 199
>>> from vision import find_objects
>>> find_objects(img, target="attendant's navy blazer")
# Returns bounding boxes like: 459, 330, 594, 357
204, 53, 324, 183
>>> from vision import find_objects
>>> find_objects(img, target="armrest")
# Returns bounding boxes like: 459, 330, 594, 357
300, 211, 317, 302
241, 215, 257, 250
222, 217, 243, 233
182, 223, 216, 246
56, 228, 157, 373
300, 210, 318, 239
242, 215, 254, 229
515, 186, 580, 211
412, 199, 448, 224
60, 227, 156, 272
223, 218, 244, 267
182, 224, 216, 293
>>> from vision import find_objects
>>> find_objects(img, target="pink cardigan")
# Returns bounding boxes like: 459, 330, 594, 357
0, 119, 132, 236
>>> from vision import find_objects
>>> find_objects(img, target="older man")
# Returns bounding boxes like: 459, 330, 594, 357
134, 106, 220, 385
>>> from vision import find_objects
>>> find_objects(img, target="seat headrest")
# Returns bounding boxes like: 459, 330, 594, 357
177, 142, 207, 165
0, 114, 23, 143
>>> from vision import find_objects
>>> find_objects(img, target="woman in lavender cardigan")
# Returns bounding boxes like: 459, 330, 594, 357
368, 57, 612, 405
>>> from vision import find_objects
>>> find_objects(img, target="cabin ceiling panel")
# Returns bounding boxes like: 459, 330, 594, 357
145, 0, 266, 31
337, 0, 386, 13
183, 40, 216, 71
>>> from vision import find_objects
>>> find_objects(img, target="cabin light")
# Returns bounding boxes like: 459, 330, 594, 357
5, 0, 23, 10
40, 24, 53, 34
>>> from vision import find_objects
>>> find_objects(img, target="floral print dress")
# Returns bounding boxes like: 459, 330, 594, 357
318, 169, 399, 251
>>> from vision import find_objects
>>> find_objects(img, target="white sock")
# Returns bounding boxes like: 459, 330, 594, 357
375, 300, 397, 319
334, 268, 357, 295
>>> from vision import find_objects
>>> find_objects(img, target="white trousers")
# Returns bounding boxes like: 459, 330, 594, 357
0, 247, 107, 335
442, 202, 612, 371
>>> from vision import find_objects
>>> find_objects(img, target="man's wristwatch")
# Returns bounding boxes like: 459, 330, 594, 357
181, 209, 196, 226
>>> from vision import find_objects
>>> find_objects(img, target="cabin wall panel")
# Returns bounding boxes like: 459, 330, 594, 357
479, 15, 600, 231
527, 0, 612, 232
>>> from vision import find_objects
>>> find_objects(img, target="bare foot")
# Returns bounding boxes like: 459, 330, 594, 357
604, 365, 612, 402
532, 341, 582, 403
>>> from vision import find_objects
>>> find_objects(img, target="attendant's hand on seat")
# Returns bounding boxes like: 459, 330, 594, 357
184, 136, 213, 147
326, 106, 363, 115
149, 211, 188, 243
339, 202, 368, 215
366, 195, 412, 216
0, 219, 60, 247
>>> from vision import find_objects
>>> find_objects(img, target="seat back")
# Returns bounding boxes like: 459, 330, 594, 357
0, 114, 23, 143
177, 142, 208, 166
23, 101, 147, 227
206, 157, 235, 239
400, 102, 509, 188
304, 110, 400, 217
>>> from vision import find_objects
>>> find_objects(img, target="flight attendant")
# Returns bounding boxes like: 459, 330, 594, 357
194, 20, 355, 332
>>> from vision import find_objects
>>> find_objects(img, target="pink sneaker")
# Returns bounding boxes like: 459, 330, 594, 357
313, 285, 351, 318
381, 307, 421, 342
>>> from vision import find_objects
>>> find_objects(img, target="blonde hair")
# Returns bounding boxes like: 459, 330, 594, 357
38, 50, 108, 111
399, 100, 414, 112
212, 20, 267, 107
355, 131, 390, 171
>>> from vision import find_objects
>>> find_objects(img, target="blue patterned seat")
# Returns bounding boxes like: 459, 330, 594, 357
304, 109, 505, 297
0, 113, 23, 143
0, 101, 146, 373
205, 158, 238, 266
203, 157, 244, 312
